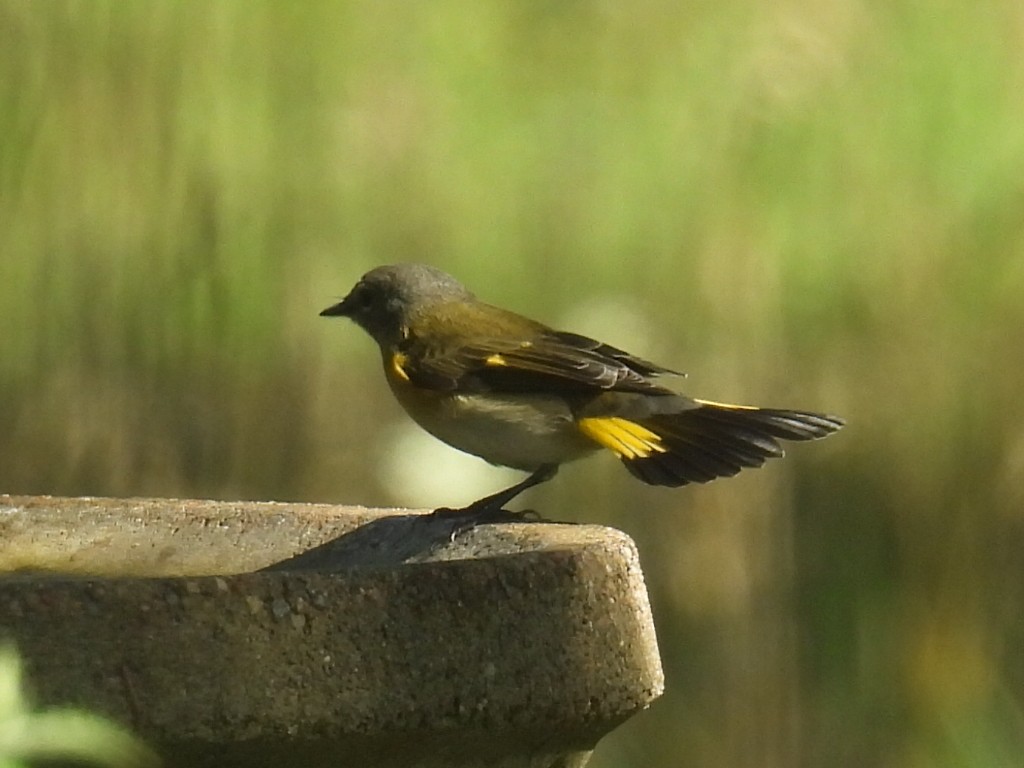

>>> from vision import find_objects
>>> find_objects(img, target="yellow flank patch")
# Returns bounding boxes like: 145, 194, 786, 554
693, 398, 759, 411
577, 417, 667, 460
391, 352, 411, 381
485, 353, 508, 366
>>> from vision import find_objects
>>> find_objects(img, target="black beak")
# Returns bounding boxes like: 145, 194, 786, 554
319, 297, 351, 317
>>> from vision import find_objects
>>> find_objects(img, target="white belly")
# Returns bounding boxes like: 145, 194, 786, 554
402, 392, 598, 471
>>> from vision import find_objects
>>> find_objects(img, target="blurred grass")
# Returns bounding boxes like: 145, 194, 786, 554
1, 1, 1023, 766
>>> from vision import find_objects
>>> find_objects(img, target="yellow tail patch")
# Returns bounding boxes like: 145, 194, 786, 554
693, 398, 759, 411
578, 417, 667, 460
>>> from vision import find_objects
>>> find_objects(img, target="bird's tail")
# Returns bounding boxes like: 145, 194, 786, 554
577, 399, 844, 487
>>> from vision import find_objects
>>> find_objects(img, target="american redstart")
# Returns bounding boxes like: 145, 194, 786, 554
321, 264, 843, 514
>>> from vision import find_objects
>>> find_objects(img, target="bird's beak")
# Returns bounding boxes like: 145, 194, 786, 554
319, 296, 352, 317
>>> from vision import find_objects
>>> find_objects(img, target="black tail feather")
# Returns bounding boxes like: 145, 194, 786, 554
621, 402, 844, 487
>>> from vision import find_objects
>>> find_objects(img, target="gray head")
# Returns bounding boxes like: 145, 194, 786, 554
320, 264, 473, 346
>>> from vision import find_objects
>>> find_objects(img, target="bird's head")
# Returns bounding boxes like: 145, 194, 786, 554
320, 263, 473, 347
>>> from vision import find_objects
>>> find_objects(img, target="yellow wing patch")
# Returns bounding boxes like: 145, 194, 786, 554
577, 417, 667, 460
484, 343, 531, 367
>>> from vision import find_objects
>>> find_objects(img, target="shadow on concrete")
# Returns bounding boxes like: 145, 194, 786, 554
262, 509, 548, 571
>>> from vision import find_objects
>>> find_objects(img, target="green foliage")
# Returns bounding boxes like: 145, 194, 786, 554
0, 645, 159, 768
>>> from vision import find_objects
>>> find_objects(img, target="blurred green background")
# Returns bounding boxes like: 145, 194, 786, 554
2, 1, 1023, 766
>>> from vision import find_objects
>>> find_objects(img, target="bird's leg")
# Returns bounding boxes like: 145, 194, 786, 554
433, 464, 559, 521
466, 463, 559, 515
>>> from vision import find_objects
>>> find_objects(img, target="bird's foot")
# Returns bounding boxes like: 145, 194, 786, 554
428, 503, 519, 541
430, 502, 528, 523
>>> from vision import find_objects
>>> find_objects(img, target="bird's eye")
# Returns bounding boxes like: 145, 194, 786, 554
353, 287, 374, 309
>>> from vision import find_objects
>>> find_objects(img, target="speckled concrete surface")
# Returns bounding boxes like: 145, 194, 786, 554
0, 494, 663, 768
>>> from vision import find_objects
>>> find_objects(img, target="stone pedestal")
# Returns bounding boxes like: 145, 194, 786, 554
0, 495, 663, 768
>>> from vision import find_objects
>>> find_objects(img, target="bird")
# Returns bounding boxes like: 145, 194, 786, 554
321, 264, 844, 516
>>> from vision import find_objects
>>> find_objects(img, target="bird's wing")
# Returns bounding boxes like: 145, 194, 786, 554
401, 330, 682, 394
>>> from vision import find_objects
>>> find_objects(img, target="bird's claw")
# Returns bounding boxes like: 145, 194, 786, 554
428, 503, 538, 541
